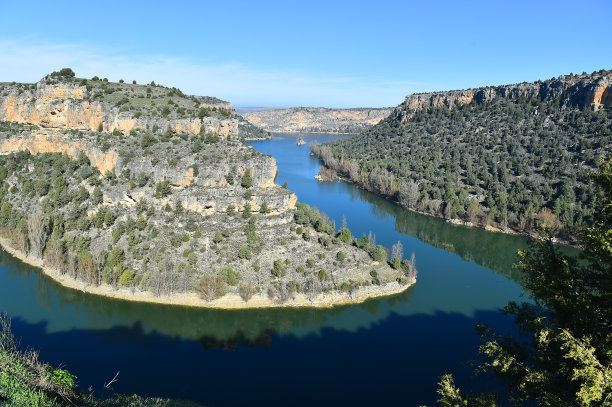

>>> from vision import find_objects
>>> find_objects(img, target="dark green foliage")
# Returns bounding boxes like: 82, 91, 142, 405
241, 168, 253, 188
314, 90, 611, 239
337, 227, 352, 244
439, 156, 612, 405
368, 245, 387, 262
271, 259, 286, 278
294, 202, 335, 235
140, 132, 157, 148
104, 210, 116, 227
242, 202, 252, 219
50, 68, 75, 78
225, 166, 236, 185
155, 181, 171, 198
238, 245, 252, 260
218, 266, 238, 286
354, 235, 371, 250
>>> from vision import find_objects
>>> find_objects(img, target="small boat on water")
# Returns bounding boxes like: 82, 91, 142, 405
297, 137, 306, 146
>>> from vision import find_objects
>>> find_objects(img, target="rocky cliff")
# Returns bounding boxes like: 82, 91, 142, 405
396, 70, 612, 122
0, 72, 408, 307
242, 107, 393, 134
0, 77, 262, 139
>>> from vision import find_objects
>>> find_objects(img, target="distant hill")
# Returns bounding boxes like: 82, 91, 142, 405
242, 106, 393, 134
311, 70, 612, 242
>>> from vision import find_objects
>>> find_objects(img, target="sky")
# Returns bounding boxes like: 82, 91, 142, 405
0, 0, 610, 108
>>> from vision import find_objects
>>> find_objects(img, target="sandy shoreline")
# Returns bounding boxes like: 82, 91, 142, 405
0, 237, 412, 310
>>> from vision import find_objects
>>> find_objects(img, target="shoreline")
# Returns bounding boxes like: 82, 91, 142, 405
0, 237, 413, 310
314, 168, 579, 248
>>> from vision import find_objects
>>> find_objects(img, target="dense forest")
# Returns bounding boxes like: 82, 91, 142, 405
312, 71, 612, 241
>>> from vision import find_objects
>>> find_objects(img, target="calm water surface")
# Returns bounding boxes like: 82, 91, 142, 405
1, 133, 534, 406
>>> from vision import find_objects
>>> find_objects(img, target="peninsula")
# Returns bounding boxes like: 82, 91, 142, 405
0, 69, 415, 308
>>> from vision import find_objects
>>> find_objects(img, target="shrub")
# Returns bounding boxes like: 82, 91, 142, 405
50, 68, 75, 77
241, 169, 253, 188
118, 269, 135, 286
337, 227, 352, 244
317, 269, 329, 281
238, 245, 252, 260
155, 181, 171, 198
259, 201, 270, 214
318, 235, 332, 248
271, 260, 286, 278
111, 227, 124, 243
198, 274, 226, 301
92, 186, 103, 204
369, 245, 387, 262
238, 281, 256, 302
104, 210, 116, 227
242, 202, 252, 219
219, 266, 238, 286
336, 251, 345, 262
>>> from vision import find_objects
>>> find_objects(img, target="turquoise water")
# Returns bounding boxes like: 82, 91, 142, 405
0, 133, 533, 406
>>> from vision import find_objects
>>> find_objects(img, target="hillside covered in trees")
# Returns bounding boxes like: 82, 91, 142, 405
0, 69, 414, 308
311, 70, 612, 242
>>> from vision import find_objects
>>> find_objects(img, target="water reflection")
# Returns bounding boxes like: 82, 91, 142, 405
0, 247, 416, 343
0, 133, 541, 406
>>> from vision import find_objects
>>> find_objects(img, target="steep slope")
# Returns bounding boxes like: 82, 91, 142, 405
312, 70, 612, 242
0, 70, 413, 308
242, 107, 392, 134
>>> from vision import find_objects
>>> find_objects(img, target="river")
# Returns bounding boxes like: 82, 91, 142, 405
0, 133, 534, 406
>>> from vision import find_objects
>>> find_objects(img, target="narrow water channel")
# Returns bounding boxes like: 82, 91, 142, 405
0, 133, 532, 406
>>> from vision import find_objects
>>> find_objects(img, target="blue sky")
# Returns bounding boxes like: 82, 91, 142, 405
0, 0, 610, 107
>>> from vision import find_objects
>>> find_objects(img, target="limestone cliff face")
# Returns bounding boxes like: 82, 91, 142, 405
396, 72, 612, 121
0, 129, 118, 173
242, 107, 393, 134
0, 80, 246, 138
0, 76, 291, 215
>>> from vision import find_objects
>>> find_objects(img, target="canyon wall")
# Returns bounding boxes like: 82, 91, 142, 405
396, 72, 612, 121
242, 107, 393, 134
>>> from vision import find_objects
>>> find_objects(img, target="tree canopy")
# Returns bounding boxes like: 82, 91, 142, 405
437, 155, 612, 406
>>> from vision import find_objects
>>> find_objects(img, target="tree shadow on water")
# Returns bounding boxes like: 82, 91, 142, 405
7, 307, 513, 407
